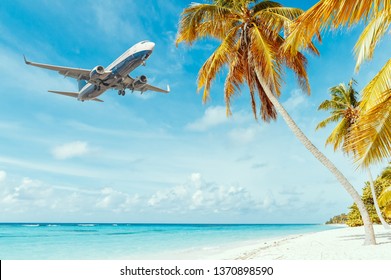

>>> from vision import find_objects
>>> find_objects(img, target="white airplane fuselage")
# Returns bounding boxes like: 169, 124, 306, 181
25, 40, 169, 102
78, 41, 155, 101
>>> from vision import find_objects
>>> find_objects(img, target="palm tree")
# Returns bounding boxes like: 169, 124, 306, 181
316, 80, 360, 153
284, 0, 391, 168
176, 0, 376, 244
316, 79, 390, 229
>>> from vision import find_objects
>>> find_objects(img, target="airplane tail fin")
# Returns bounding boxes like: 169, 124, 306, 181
48, 90, 103, 102
78, 80, 87, 91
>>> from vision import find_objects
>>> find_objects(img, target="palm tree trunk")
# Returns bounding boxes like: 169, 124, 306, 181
368, 169, 390, 229
254, 72, 376, 245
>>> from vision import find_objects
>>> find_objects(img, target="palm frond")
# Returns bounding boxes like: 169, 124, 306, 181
329, 84, 348, 95
248, 24, 281, 95
254, 76, 277, 121
176, 3, 239, 45
245, 43, 278, 122
278, 42, 310, 94
325, 118, 350, 152
198, 26, 240, 103
213, 0, 241, 9
284, 0, 386, 55
318, 82, 358, 112
256, 7, 303, 22
350, 90, 391, 167
354, 11, 391, 71
317, 99, 335, 111
243, 48, 258, 120
255, 7, 304, 44
224, 42, 246, 116
360, 58, 391, 111
316, 113, 342, 130
252, 1, 282, 14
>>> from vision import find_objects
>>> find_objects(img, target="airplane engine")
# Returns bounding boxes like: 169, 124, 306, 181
132, 75, 148, 90
90, 65, 111, 81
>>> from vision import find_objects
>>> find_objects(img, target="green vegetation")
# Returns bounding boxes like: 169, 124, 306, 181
378, 165, 391, 209
326, 214, 348, 225
328, 164, 391, 226
379, 188, 391, 209
347, 180, 390, 226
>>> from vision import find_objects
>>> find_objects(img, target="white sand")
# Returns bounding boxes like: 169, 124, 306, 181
164, 225, 391, 260
230, 225, 391, 260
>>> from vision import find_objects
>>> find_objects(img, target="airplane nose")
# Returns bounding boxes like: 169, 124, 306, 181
149, 42, 155, 50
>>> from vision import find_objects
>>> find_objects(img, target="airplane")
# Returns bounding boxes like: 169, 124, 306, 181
24, 40, 170, 102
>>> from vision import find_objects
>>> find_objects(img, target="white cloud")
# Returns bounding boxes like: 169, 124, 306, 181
148, 173, 263, 214
1, 177, 54, 212
52, 141, 89, 160
0, 170, 6, 182
96, 187, 139, 212
0, 169, 344, 223
0, 175, 140, 216
148, 185, 187, 207
186, 106, 229, 131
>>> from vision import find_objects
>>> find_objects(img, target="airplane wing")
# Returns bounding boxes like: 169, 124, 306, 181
48, 90, 103, 102
120, 76, 170, 94
144, 83, 170, 94
24, 56, 91, 80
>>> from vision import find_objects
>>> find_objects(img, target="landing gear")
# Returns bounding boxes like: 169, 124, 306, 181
118, 89, 126, 96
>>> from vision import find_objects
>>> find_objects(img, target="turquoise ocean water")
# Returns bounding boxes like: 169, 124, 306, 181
0, 223, 337, 259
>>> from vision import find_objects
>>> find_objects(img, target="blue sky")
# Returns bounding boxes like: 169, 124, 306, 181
0, 0, 390, 223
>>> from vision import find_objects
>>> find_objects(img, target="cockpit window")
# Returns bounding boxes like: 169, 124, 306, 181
140, 41, 149, 44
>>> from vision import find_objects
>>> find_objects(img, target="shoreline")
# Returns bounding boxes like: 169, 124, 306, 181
160, 225, 391, 260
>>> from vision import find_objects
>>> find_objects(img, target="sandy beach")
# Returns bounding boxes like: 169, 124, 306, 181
227, 225, 391, 260
165, 225, 391, 260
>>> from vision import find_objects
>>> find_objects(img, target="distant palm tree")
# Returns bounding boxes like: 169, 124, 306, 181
285, 0, 391, 169
176, 0, 375, 244
317, 80, 390, 229
316, 80, 360, 153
